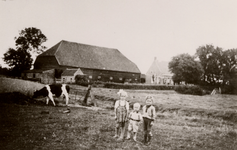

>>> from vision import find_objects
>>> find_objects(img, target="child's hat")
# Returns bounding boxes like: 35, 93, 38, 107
117, 89, 128, 97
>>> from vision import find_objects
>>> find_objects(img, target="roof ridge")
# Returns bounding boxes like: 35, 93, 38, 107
60, 40, 117, 50
56, 40, 64, 54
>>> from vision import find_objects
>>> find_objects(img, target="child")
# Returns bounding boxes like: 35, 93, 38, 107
113, 89, 130, 141
142, 96, 156, 145
126, 102, 143, 141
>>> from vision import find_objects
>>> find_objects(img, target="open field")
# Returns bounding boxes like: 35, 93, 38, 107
0, 78, 237, 150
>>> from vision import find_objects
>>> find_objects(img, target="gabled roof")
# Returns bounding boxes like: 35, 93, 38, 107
146, 57, 170, 75
61, 68, 83, 76
38, 40, 140, 73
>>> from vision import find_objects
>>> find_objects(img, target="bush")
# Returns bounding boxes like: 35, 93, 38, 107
75, 75, 89, 86
174, 85, 205, 95
104, 82, 174, 90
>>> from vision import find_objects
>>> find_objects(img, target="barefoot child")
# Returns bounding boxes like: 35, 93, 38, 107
114, 89, 130, 141
126, 102, 143, 141
142, 96, 156, 145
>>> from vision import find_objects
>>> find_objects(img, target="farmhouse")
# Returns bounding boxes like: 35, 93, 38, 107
33, 40, 141, 83
146, 57, 173, 85
61, 68, 83, 83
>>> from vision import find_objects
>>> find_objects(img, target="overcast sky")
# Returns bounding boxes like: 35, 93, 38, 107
1, 0, 237, 73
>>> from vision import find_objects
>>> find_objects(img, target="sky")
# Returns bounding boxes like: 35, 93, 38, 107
1, 0, 237, 74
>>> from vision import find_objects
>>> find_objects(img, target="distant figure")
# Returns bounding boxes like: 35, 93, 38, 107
126, 102, 143, 141
142, 96, 156, 145
113, 89, 130, 141
83, 84, 97, 107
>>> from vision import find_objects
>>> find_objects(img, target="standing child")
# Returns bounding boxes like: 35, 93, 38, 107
114, 89, 130, 141
126, 102, 143, 141
142, 96, 156, 145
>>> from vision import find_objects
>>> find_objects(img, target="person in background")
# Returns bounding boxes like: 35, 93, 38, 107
113, 89, 130, 141
142, 96, 156, 145
126, 102, 143, 142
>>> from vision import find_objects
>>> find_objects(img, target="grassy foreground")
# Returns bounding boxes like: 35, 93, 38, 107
0, 78, 237, 150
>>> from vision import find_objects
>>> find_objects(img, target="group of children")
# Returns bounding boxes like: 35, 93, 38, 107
114, 89, 156, 145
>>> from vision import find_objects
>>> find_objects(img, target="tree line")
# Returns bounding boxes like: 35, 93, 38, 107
169, 45, 237, 93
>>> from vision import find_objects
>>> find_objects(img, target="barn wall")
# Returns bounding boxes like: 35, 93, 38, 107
33, 57, 141, 83
23, 69, 55, 84
80, 68, 140, 83
61, 76, 74, 83
41, 69, 55, 84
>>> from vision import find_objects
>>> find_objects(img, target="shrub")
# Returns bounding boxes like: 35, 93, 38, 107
104, 82, 174, 90
174, 85, 205, 95
75, 75, 89, 86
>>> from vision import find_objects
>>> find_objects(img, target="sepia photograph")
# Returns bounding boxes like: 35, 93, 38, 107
0, 0, 237, 149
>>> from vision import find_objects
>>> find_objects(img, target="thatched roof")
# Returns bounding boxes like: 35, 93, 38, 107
37, 40, 140, 73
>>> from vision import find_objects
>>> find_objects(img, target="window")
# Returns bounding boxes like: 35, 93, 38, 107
89, 76, 92, 79
110, 77, 113, 80
98, 76, 101, 79
33, 73, 36, 78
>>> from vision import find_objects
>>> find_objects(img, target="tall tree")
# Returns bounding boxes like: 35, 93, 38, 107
3, 27, 47, 76
195, 45, 223, 85
169, 53, 204, 84
221, 49, 237, 85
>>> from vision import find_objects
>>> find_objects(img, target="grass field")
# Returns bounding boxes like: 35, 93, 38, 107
0, 78, 237, 150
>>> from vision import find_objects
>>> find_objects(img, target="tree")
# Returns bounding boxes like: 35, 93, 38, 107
195, 45, 223, 85
221, 49, 237, 81
169, 53, 204, 84
15, 27, 47, 54
3, 27, 47, 77
220, 49, 237, 92
3, 48, 33, 76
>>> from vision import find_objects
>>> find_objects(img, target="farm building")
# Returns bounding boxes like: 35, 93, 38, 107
33, 40, 141, 83
61, 68, 83, 83
146, 57, 173, 85
22, 69, 55, 84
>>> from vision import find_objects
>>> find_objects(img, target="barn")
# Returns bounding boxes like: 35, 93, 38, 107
33, 40, 141, 83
